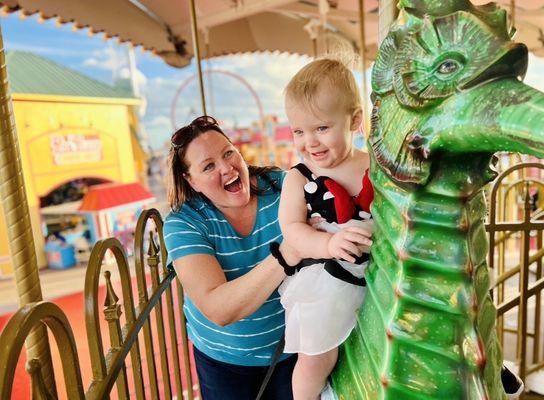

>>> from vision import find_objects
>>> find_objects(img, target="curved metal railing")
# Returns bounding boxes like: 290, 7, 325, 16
0, 208, 197, 399
488, 162, 544, 385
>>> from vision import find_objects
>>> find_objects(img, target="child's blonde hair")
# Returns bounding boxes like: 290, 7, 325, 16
285, 58, 361, 115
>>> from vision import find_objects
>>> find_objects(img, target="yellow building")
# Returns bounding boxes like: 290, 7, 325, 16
0, 51, 147, 276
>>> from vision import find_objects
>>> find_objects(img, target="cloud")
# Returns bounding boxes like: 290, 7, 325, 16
119, 66, 148, 86
82, 46, 127, 72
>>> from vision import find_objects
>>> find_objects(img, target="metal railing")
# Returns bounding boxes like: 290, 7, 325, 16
488, 162, 544, 399
0, 208, 196, 399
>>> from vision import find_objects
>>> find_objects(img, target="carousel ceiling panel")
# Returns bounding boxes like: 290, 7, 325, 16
0, 0, 541, 67
0, 0, 376, 67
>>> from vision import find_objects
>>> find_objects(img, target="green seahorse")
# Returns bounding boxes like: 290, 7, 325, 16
331, 1, 544, 399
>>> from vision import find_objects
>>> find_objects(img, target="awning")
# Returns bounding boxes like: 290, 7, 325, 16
78, 182, 155, 211
0, 0, 381, 67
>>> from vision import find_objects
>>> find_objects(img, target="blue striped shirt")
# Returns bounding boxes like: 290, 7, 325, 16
164, 170, 287, 366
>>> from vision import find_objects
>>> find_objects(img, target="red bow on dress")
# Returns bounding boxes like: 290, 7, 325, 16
323, 170, 374, 224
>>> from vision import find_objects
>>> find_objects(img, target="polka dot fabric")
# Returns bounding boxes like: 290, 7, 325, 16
293, 163, 374, 224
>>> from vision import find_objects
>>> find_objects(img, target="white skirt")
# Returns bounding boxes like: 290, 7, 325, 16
278, 256, 367, 355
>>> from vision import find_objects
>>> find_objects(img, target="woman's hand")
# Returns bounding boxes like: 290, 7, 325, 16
327, 225, 373, 263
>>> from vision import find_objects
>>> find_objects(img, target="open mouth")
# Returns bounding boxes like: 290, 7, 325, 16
224, 176, 242, 193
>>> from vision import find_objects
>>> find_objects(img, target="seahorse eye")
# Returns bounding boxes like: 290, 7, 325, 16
437, 59, 459, 74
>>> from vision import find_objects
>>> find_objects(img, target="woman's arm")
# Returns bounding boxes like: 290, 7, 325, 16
173, 241, 298, 327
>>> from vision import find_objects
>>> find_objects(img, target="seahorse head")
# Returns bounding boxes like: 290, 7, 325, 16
369, 0, 543, 186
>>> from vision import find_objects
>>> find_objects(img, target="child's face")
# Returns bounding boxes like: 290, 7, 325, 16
285, 85, 356, 170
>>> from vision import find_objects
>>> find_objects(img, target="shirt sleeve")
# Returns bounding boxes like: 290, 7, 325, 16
164, 210, 215, 264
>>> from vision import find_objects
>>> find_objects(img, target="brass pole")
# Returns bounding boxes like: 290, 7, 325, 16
205, 41, 216, 116
510, 0, 516, 29
0, 25, 56, 394
358, 0, 369, 134
304, 19, 319, 58
378, 0, 398, 46
189, 0, 207, 115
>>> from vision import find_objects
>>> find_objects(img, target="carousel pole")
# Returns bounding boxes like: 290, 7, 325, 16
203, 30, 216, 117
304, 19, 320, 58
379, 0, 399, 45
189, 0, 207, 115
358, 0, 369, 133
0, 24, 56, 395
510, 0, 516, 29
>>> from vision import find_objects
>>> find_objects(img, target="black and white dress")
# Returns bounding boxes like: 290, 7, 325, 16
279, 163, 374, 355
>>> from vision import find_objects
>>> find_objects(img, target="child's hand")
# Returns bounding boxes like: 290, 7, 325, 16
327, 226, 373, 263
308, 216, 327, 231
344, 220, 374, 254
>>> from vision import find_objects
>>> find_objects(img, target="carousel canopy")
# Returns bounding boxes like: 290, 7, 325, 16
0, 0, 381, 67
0, 1, 542, 68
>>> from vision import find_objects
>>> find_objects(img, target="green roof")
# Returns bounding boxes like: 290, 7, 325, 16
5, 51, 136, 99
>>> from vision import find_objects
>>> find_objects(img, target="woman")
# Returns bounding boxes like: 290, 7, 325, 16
164, 115, 300, 400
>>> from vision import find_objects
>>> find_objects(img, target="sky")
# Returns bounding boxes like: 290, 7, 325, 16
0, 12, 315, 150
2, 12, 544, 151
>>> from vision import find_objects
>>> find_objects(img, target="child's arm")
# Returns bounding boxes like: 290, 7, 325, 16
279, 169, 372, 262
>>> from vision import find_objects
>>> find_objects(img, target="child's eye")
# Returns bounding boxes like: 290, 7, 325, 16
293, 130, 303, 136
203, 163, 214, 172
317, 126, 329, 132
224, 150, 234, 158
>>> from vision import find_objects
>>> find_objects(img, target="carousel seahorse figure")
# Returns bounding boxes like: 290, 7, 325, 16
331, 0, 544, 398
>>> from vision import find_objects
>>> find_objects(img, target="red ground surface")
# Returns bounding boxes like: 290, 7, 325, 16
0, 279, 198, 399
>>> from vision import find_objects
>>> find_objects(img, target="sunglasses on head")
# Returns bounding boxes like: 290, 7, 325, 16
171, 115, 220, 149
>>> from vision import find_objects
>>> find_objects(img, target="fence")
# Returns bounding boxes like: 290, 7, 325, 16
0, 208, 196, 399
488, 162, 544, 399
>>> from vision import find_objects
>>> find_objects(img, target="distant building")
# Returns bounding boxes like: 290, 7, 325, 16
0, 51, 147, 276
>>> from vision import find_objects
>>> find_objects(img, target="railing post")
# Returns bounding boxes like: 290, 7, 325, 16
103, 271, 130, 399
517, 184, 532, 380
134, 225, 160, 399
176, 279, 195, 400
147, 232, 172, 398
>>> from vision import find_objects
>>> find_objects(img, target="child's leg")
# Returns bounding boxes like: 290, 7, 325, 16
292, 348, 338, 400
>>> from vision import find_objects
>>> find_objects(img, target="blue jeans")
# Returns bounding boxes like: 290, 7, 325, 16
193, 346, 297, 400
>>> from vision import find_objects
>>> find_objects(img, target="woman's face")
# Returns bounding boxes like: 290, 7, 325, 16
183, 130, 251, 211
